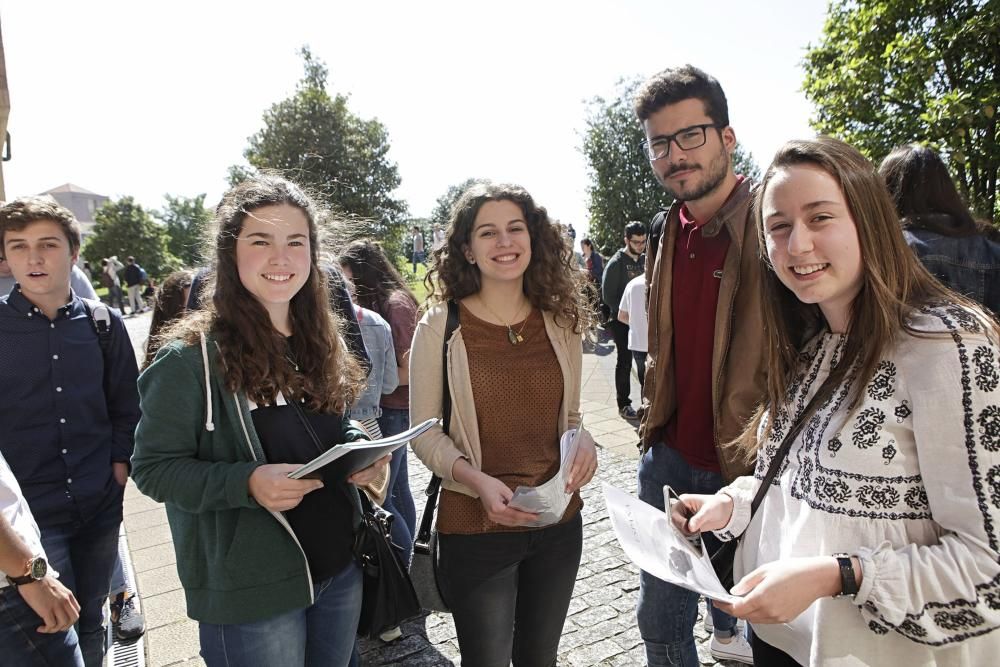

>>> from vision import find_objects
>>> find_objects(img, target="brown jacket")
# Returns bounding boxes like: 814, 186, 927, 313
639, 178, 767, 481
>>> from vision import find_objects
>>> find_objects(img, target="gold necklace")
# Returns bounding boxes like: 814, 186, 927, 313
478, 296, 531, 345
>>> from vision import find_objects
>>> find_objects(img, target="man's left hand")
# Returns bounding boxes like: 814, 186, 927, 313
112, 462, 129, 487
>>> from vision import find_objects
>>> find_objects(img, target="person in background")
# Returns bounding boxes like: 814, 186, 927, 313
101, 257, 125, 311
339, 240, 419, 567
617, 274, 648, 390
143, 270, 194, 368
602, 221, 647, 420
432, 223, 446, 251
410, 225, 426, 274
682, 136, 1000, 666
132, 175, 387, 666
123, 256, 147, 315
878, 143, 1000, 315
579, 238, 604, 348
410, 181, 598, 665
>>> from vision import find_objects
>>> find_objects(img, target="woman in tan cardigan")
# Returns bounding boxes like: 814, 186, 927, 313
410, 182, 598, 666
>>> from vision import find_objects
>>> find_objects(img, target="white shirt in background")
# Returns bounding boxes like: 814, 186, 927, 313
618, 275, 648, 353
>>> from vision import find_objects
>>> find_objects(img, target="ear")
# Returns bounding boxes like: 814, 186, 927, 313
71, 248, 80, 265
721, 126, 737, 154
462, 244, 475, 264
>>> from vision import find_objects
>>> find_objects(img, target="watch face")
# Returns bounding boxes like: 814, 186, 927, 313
29, 557, 47, 580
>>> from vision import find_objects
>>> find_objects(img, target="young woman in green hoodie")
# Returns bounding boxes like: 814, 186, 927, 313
131, 175, 388, 667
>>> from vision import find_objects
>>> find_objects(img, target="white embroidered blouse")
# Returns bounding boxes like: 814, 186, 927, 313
719, 304, 1000, 666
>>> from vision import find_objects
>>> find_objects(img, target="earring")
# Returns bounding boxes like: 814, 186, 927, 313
467, 256, 476, 264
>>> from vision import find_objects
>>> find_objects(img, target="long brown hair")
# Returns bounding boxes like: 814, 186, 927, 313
425, 181, 588, 332
740, 137, 996, 452
338, 239, 418, 317
157, 175, 363, 413
143, 269, 193, 369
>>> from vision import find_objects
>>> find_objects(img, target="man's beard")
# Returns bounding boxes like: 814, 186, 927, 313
660, 145, 729, 202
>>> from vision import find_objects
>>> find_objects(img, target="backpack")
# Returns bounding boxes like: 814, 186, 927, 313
80, 297, 114, 394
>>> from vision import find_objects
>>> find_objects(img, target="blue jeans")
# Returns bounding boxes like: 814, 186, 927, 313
0, 584, 85, 666
199, 562, 363, 667
637, 442, 737, 667
377, 407, 417, 565
40, 504, 122, 667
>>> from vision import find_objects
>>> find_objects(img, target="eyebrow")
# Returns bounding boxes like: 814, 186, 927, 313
473, 219, 526, 231
244, 231, 308, 239
5, 235, 65, 244
765, 200, 843, 220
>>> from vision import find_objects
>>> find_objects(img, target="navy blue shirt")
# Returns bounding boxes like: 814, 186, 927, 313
0, 286, 140, 528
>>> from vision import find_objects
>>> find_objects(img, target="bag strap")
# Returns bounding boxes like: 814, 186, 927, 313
416, 300, 460, 543
746, 377, 837, 519
79, 297, 114, 397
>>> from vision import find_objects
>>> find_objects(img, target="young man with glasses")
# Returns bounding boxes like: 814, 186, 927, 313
601, 221, 647, 419
633, 65, 766, 666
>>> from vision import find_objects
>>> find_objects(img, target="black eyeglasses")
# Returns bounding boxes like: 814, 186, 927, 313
640, 123, 718, 161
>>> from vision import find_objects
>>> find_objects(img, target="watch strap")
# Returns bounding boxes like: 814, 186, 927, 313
833, 553, 858, 597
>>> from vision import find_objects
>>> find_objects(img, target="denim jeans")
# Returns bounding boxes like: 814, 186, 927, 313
0, 584, 85, 666
377, 407, 417, 565
632, 351, 647, 390
637, 442, 737, 667
608, 320, 634, 408
438, 513, 583, 667
39, 504, 122, 667
199, 561, 363, 667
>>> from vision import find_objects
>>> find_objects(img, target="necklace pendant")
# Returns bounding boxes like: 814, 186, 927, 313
507, 328, 522, 345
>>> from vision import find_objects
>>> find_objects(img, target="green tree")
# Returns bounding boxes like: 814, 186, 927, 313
156, 193, 211, 267
802, 0, 999, 222
237, 46, 408, 233
83, 197, 179, 279
582, 79, 668, 255
733, 143, 762, 182
429, 177, 484, 228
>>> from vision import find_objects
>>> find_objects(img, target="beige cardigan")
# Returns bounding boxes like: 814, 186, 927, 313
409, 301, 584, 498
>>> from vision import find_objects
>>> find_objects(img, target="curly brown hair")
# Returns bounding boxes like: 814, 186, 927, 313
156, 175, 364, 413
425, 181, 588, 332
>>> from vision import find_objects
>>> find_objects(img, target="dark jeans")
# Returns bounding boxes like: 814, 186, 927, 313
438, 513, 583, 667
753, 633, 802, 666
608, 320, 634, 408
40, 503, 123, 667
0, 584, 84, 666
377, 407, 417, 565
637, 442, 737, 667
633, 350, 647, 390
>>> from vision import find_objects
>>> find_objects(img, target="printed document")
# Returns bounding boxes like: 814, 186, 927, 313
288, 418, 438, 480
603, 483, 738, 603
507, 423, 584, 527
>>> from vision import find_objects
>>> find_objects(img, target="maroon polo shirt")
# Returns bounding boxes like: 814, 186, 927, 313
664, 185, 739, 472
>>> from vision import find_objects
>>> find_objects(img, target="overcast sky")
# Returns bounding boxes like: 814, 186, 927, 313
1, 0, 828, 236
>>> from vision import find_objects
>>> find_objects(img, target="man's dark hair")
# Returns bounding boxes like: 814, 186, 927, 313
624, 221, 647, 239
127, 256, 136, 263
0, 196, 82, 255
633, 64, 729, 126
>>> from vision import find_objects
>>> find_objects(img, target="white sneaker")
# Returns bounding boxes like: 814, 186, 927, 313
378, 626, 402, 642
710, 632, 753, 664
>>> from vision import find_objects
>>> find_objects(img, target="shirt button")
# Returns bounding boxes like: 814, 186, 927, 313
56, 387, 63, 392
52, 354, 59, 360
50, 323, 55, 329
59, 418, 66, 424
27, 312, 32, 317
689, 253, 696, 259
61, 449, 67, 454
67, 478, 73, 484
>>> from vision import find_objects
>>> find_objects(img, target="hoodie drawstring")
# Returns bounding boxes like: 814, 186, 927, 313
199, 332, 215, 432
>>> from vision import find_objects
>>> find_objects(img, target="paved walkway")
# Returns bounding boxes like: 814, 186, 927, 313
118, 316, 735, 666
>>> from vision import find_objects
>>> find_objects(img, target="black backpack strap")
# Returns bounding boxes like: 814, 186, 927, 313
416, 300, 460, 541
79, 297, 112, 355
647, 209, 669, 271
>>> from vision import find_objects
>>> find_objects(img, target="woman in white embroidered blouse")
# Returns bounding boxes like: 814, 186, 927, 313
677, 137, 1000, 666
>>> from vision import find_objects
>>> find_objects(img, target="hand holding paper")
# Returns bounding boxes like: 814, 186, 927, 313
506, 422, 587, 527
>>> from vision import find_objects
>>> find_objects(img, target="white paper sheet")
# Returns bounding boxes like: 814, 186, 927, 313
506, 423, 584, 527
603, 483, 739, 603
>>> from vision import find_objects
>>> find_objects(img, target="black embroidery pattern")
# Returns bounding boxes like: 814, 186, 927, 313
827, 436, 843, 457
857, 484, 901, 509
905, 486, 929, 511
979, 405, 1000, 452
946, 305, 981, 333
897, 619, 928, 638
894, 400, 912, 423
882, 441, 898, 465
974, 347, 999, 393
867, 360, 897, 400
851, 407, 886, 449
868, 621, 889, 635
813, 476, 852, 504
987, 465, 1000, 508
933, 609, 985, 631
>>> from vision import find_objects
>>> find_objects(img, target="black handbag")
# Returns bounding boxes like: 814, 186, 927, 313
289, 397, 421, 638
409, 300, 460, 613
707, 384, 831, 590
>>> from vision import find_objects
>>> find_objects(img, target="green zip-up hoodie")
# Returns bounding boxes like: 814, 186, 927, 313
131, 336, 366, 624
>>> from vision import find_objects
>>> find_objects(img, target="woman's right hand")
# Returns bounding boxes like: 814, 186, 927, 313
248, 464, 324, 512
679, 492, 734, 533
473, 474, 540, 527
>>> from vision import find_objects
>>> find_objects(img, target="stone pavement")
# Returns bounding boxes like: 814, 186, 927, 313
119, 315, 738, 666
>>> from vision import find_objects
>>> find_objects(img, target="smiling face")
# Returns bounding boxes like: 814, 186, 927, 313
235, 203, 311, 332
464, 199, 532, 288
2, 219, 77, 315
642, 98, 735, 203
762, 164, 864, 333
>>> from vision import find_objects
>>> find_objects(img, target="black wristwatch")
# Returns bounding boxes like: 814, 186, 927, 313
6, 555, 47, 587
833, 553, 858, 597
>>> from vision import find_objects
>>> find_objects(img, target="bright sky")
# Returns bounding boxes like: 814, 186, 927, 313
1, 0, 828, 237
